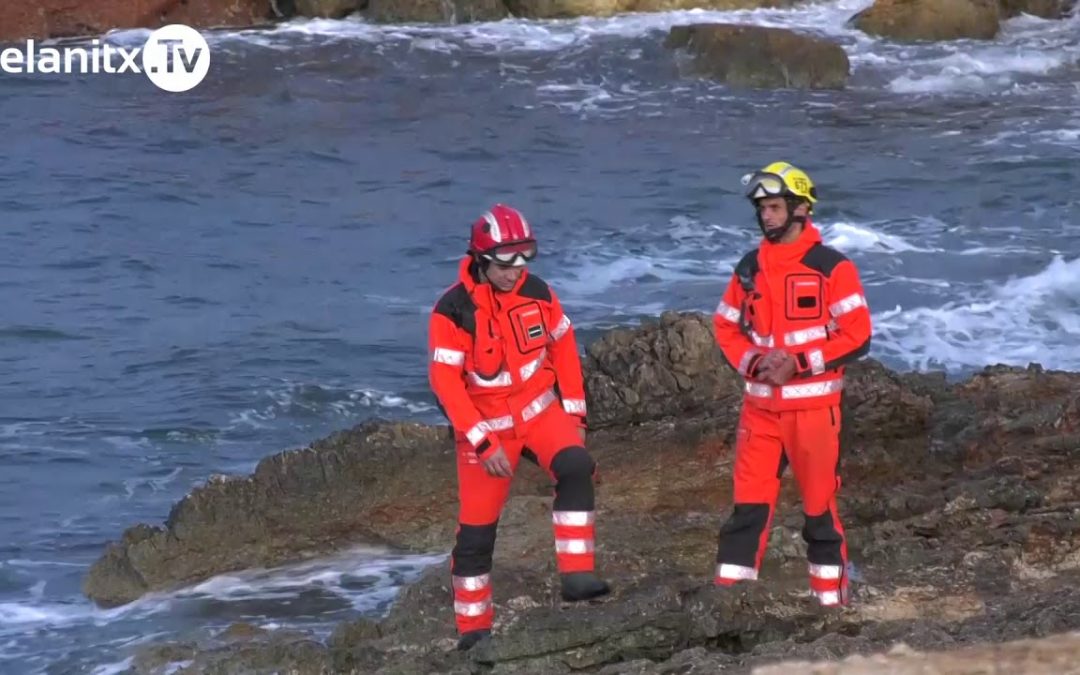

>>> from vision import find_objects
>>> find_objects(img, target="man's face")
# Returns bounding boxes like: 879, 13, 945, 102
485, 261, 524, 291
756, 197, 808, 242
757, 196, 790, 230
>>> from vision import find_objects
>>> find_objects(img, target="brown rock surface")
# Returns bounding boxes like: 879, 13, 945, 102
0, 1, 272, 43
851, 0, 1001, 42
664, 24, 852, 90
82, 311, 1080, 673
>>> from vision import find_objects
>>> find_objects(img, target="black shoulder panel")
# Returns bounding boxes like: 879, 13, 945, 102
734, 249, 760, 291
434, 283, 476, 335
801, 243, 848, 277
518, 274, 552, 302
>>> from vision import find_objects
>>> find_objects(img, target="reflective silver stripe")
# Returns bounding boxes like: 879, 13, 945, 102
485, 415, 514, 431
829, 293, 866, 317
555, 538, 594, 554
715, 563, 758, 581
432, 348, 465, 366
468, 371, 512, 388
454, 599, 492, 616
781, 379, 843, 399
452, 574, 491, 591
808, 563, 842, 580
715, 301, 740, 323
562, 398, 587, 415
552, 511, 594, 527
785, 325, 827, 346
745, 382, 773, 398
519, 349, 546, 382
751, 331, 774, 347
550, 315, 572, 341
815, 590, 842, 606
738, 349, 761, 376
466, 422, 490, 447
521, 389, 557, 422
808, 348, 826, 376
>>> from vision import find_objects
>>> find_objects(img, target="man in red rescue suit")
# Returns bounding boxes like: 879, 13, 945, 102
712, 162, 872, 607
428, 204, 611, 650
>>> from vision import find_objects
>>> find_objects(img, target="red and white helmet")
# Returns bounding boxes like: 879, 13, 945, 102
468, 204, 538, 267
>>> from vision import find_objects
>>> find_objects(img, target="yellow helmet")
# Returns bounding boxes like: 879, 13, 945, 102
742, 161, 817, 212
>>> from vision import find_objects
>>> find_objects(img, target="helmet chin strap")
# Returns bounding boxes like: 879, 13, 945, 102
756, 198, 807, 243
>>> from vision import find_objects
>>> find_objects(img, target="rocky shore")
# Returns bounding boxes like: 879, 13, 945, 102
81, 311, 1080, 673
1, 0, 1075, 93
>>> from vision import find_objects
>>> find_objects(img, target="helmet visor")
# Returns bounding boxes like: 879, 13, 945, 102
742, 172, 788, 200
483, 240, 537, 266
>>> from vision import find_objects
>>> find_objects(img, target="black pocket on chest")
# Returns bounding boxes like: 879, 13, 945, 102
785, 274, 824, 320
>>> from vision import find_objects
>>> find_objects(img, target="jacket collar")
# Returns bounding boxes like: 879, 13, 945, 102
456, 256, 530, 301
759, 220, 822, 265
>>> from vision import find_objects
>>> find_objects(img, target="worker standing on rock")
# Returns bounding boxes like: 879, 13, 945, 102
427, 204, 611, 650
711, 162, 872, 607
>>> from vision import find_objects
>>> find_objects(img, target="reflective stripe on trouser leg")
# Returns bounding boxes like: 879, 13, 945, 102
550, 447, 597, 573
553, 510, 595, 573
804, 509, 849, 606
451, 523, 497, 632
452, 573, 493, 631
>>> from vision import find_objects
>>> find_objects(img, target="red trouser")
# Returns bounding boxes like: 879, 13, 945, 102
450, 404, 597, 634
714, 401, 850, 606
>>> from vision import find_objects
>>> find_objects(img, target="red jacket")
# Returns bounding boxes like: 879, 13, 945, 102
428, 257, 587, 459
713, 222, 872, 411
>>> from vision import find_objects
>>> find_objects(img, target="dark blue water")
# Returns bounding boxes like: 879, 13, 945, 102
0, 2, 1078, 672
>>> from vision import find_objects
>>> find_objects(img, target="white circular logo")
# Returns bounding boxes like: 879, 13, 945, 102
141, 24, 210, 93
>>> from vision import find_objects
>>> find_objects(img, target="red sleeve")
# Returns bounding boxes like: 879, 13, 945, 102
427, 311, 500, 459
546, 289, 588, 428
713, 274, 769, 378
794, 259, 872, 377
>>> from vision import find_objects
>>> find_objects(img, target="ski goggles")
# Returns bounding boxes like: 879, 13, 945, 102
481, 240, 538, 267
741, 171, 789, 200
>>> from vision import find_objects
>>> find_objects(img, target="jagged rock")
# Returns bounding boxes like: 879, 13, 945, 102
851, 0, 1001, 42
86, 310, 1080, 674
294, 0, 362, 17
0, 0, 272, 43
751, 630, 1080, 674
664, 24, 851, 90
504, 0, 799, 18
82, 422, 459, 607
365, 0, 509, 23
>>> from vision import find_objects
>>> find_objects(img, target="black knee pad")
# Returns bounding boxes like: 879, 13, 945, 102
550, 446, 595, 512
803, 511, 844, 565
452, 523, 498, 576
550, 446, 595, 479
717, 503, 771, 568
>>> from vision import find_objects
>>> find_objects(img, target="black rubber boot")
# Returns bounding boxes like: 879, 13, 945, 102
560, 572, 611, 602
457, 629, 491, 651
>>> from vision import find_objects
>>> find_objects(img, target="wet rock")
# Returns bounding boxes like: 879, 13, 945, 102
505, 0, 799, 18
0, 0, 274, 43
83, 422, 457, 607
664, 24, 851, 90
85, 310, 1080, 674
851, 0, 1001, 42
365, 0, 509, 23
294, 0, 362, 17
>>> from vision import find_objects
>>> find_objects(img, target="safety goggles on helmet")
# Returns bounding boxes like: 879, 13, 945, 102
481, 240, 538, 267
742, 171, 791, 201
